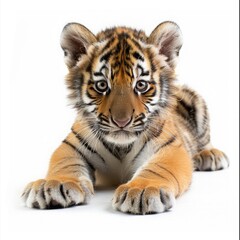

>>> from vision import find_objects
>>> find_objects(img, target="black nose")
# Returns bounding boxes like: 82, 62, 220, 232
112, 117, 131, 128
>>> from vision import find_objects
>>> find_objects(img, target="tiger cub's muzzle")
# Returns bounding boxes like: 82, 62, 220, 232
109, 85, 135, 129
97, 85, 147, 133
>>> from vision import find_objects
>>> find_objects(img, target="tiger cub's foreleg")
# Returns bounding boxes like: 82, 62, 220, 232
22, 133, 95, 209
113, 143, 193, 214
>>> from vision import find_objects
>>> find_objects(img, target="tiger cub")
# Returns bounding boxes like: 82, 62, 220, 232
22, 22, 229, 214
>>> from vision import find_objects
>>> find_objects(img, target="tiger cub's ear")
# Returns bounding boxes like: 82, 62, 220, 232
148, 21, 183, 69
60, 23, 97, 68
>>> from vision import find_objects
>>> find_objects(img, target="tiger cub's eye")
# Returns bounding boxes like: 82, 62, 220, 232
135, 80, 149, 93
95, 80, 109, 93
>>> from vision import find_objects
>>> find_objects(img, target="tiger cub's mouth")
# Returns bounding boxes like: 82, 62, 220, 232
96, 113, 148, 144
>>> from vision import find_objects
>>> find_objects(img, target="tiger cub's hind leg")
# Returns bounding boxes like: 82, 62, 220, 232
175, 86, 229, 171
189, 90, 229, 171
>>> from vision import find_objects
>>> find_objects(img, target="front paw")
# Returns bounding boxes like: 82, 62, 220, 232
112, 183, 175, 215
22, 177, 94, 209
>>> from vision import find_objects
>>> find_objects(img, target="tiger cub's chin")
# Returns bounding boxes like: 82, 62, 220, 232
104, 132, 137, 145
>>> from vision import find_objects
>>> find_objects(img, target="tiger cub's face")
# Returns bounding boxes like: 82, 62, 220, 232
61, 22, 183, 144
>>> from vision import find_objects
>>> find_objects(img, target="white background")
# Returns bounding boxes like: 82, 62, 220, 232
0, 0, 239, 240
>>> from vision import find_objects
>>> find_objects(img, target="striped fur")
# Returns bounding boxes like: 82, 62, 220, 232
22, 22, 229, 214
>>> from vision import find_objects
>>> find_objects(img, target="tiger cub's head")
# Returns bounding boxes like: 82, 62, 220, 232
61, 22, 183, 144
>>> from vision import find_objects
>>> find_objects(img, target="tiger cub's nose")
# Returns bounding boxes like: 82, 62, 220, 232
112, 117, 131, 128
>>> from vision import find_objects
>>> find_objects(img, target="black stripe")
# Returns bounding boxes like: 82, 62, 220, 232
125, 69, 133, 78
94, 72, 104, 77
124, 60, 133, 70
154, 121, 165, 138
133, 51, 144, 62
196, 154, 204, 170
112, 60, 120, 69
160, 189, 167, 205
115, 41, 121, 54
99, 115, 110, 123
150, 60, 157, 72
41, 187, 46, 201
118, 32, 130, 40
197, 127, 209, 139
133, 122, 145, 128
100, 137, 133, 160
100, 37, 115, 54
155, 163, 181, 195
133, 114, 146, 128
139, 190, 144, 213
124, 45, 131, 56
100, 51, 112, 62
141, 71, 150, 77
71, 129, 106, 164
86, 87, 96, 100
137, 64, 150, 77
22, 188, 31, 199
98, 113, 107, 120
86, 63, 92, 74
161, 136, 176, 148
143, 103, 150, 113
59, 184, 67, 201
134, 113, 146, 123
142, 169, 168, 181
71, 129, 96, 153
62, 140, 95, 171
144, 87, 156, 98
32, 201, 40, 209
177, 99, 197, 129
154, 135, 176, 154
132, 144, 147, 163
60, 163, 86, 170
198, 136, 211, 151
131, 38, 143, 51
99, 65, 108, 73
100, 137, 117, 157
125, 144, 134, 155
99, 122, 111, 128
121, 191, 128, 204
90, 108, 97, 113
111, 70, 115, 80
145, 120, 165, 142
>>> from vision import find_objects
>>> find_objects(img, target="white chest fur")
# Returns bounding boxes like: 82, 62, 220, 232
93, 136, 156, 186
